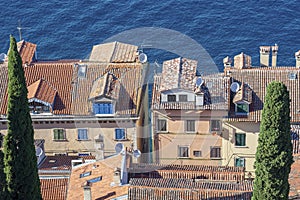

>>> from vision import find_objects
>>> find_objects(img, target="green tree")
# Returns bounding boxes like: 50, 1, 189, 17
252, 81, 293, 200
3, 36, 42, 199
0, 149, 7, 199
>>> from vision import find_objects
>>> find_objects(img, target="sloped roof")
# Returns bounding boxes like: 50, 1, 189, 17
40, 178, 68, 200
89, 41, 138, 63
0, 61, 75, 115
17, 40, 36, 65
232, 82, 253, 104
27, 79, 57, 106
226, 67, 300, 122
129, 178, 253, 199
67, 155, 128, 200
152, 72, 230, 110
71, 62, 143, 116
160, 57, 197, 91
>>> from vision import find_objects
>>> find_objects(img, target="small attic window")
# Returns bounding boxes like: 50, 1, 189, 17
78, 64, 87, 78
48, 159, 56, 163
80, 171, 91, 178
87, 176, 102, 183
288, 72, 297, 80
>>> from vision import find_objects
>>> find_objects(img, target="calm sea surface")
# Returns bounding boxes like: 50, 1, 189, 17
0, 0, 299, 70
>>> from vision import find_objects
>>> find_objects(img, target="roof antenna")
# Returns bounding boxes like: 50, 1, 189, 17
17, 20, 30, 41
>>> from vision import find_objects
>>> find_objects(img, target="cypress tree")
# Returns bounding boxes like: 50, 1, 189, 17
0, 149, 7, 199
252, 81, 293, 200
3, 36, 42, 199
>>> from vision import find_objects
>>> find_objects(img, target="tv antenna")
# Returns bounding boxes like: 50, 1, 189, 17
17, 20, 30, 41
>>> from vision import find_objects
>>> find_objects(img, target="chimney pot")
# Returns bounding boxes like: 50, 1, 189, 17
82, 181, 92, 200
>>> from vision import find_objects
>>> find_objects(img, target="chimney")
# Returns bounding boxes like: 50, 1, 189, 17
260, 46, 270, 67
223, 56, 232, 68
82, 181, 92, 200
295, 50, 300, 68
113, 167, 121, 185
234, 52, 251, 69
121, 149, 128, 185
271, 44, 278, 67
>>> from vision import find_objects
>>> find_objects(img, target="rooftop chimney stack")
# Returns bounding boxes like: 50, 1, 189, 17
223, 56, 232, 68
260, 46, 270, 67
82, 182, 92, 200
271, 44, 278, 67
295, 50, 300, 68
234, 52, 251, 69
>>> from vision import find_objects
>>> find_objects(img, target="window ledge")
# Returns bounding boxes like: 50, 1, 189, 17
234, 146, 249, 148
177, 157, 191, 159
210, 157, 222, 160
77, 139, 91, 141
114, 139, 129, 141
53, 139, 68, 142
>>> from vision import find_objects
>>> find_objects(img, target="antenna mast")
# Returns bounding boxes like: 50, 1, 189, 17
17, 20, 30, 41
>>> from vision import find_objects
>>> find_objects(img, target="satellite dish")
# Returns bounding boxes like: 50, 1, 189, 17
230, 82, 240, 92
133, 149, 141, 158
115, 143, 124, 154
139, 53, 147, 63
195, 77, 204, 87
35, 147, 43, 157
0, 53, 7, 62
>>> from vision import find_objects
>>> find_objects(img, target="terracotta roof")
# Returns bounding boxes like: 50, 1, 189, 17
289, 154, 300, 199
17, 40, 36, 65
27, 79, 57, 107
152, 73, 230, 110
130, 163, 245, 181
40, 178, 68, 200
226, 67, 300, 122
67, 155, 128, 200
232, 82, 253, 104
71, 62, 143, 116
129, 178, 253, 200
160, 58, 197, 91
39, 155, 79, 172
0, 64, 8, 114
0, 62, 75, 115
89, 41, 138, 63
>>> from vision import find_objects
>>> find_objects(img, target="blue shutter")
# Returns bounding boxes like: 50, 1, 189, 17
108, 103, 113, 114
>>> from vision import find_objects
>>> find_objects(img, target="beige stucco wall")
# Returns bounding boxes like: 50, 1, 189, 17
222, 121, 260, 173
0, 119, 139, 159
152, 110, 227, 165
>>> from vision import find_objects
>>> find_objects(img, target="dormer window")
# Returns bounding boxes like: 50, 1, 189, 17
288, 72, 297, 80
29, 102, 50, 114
78, 64, 87, 78
93, 102, 114, 115
235, 103, 249, 115
167, 95, 176, 102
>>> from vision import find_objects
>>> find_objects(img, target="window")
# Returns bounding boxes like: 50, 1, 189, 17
193, 150, 202, 157
235, 133, 246, 146
178, 146, 189, 158
93, 103, 114, 114
167, 95, 176, 102
179, 95, 187, 102
186, 120, 195, 132
236, 103, 249, 114
78, 129, 88, 140
210, 120, 221, 132
87, 176, 102, 183
80, 171, 91, 178
288, 72, 297, 80
78, 64, 87, 78
115, 129, 126, 140
235, 157, 245, 167
210, 147, 221, 158
53, 129, 65, 140
157, 119, 167, 132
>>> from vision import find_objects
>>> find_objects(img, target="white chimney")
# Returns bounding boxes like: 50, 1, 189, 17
82, 182, 92, 200
260, 46, 270, 67
223, 56, 232, 68
271, 44, 278, 67
295, 50, 300, 68
121, 149, 128, 185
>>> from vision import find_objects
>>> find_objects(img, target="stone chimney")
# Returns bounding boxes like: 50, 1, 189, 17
234, 52, 251, 69
271, 44, 278, 67
82, 181, 92, 200
113, 167, 121, 185
295, 50, 300, 68
223, 56, 232, 68
260, 46, 270, 67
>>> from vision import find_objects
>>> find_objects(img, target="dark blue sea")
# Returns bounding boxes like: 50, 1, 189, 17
0, 0, 299, 71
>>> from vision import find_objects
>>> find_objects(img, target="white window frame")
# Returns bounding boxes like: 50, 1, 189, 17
186, 120, 196, 133
115, 128, 126, 141
235, 103, 249, 115
235, 157, 245, 167
77, 129, 88, 141
178, 146, 189, 158
53, 129, 66, 141
157, 119, 167, 132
